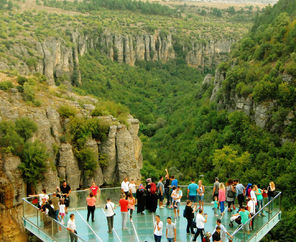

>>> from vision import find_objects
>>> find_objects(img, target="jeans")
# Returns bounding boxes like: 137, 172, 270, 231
107, 215, 114, 232
193, 228, 204, 242
186, 218, 194, 233
167, 238, 174, 242
54, 210, 59, 220
121, 212, 128, 229
154, 235, 162, 242
87, 205, 95, 221
257, 199, 264, 213
237, 194, 244, 208
69, 230, 77, 242
165, 188, 170, 206
219, 201, 225, 213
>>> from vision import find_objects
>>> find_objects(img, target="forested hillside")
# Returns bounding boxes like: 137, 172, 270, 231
76, 0, 296, 240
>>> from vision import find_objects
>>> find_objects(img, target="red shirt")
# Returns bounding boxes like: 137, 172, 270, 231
119, 199, 129, 212
90, 185, 99, 196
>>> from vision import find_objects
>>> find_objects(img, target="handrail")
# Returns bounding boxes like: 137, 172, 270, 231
75, 210, 103, 242
22, 198, 87, 242
231, 191, 282, 237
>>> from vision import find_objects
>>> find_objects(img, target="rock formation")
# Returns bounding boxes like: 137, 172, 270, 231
0, 30, 233, 86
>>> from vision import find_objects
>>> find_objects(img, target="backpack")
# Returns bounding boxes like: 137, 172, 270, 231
227, 186, 235, 198
150, 183, 157, 194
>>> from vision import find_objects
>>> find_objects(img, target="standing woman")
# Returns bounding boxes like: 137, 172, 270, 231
136, 184, 146, 215
105, 198, 115, 233
86, 192, 96, 222
218, 183, 226, 216
267, 181, 276, 213
255, 185, 264, 216
197, 180, 205, 210
226, 179, 236, 212
127, 193, 136, 221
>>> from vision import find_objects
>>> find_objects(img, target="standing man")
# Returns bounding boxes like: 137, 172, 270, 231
154, 215, 163, 242
121, 177, 130, 199
233, 179, 245, 209
166, 217, 176, 242
212, 178, 219, 201
119, 194, 129, 230
164, 169, 171, 207
60, 181, 71, 213
192, 209, 208, 242
51, 192, 60, 220
67, 214, 77, 242
157, 176, 165, 208
213, 219, 232, 241
171, 176, 178, 188
212, 226, 222, 242
105, 198, 115, 233
187, 179, 198, 205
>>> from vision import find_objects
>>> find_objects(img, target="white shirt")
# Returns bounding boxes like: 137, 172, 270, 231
105, 202, 115, 217
195, 214, 206, 229
39, 193, 49, 206
154, 221, 163, 236
129, 183, 137, 194
59, 204, 65, 214
67, 219, 76, 231
250, 190, 257, 203
248, 200, 256, 214
121, 181, 129, 192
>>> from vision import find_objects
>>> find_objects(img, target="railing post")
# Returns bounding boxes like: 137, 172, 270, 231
37, 209, 39, 227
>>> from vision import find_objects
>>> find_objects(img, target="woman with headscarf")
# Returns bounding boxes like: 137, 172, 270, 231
245, 183, 252, 197
136, 184, 146, 215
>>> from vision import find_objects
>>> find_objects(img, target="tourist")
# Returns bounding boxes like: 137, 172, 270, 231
213, 219, 232, 241
136, 184, 145, 215
86, 192, 96, 222
212, 226, 222, 242
89, 182, 100, 197
67, 214, 78, 242
129, 179, 137, 198
146, 178, 158, 213
166, 217, 176, 242
267, 181, 276, 212
197, 180, 205, 210
60, 181, 71, 213
247, 197, 256, 231
192, 209, 208, 242
29, 189, 49, 208
56, 187, 62, 199
171, 176, 178, 188
121, 177, 130, 199
157, 176, 165, 208
250, 185, 257, 205
171, 186, 182, 218
226, 179, 236, 212
154, 215, 163, 242
119, 194, 129, 230
59, 199, 66, 225
105, 198, 115, 233
239, 206, 251, 232
46, 200, 56, 219
127, 192, 136, 221
255, 185, 264, 216
218, 183, 226, 216
184, 200, 195, 234
187, 178, 198, 204
164, 169, 171, 207
233, 179, 245, 209
212, 177, 219, 201
51, 193, 60, 220
245, 183, 252, 198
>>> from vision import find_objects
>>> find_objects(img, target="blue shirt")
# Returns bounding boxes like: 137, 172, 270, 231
236, 184, 245, 195
171, 179, 178, 187
188, 183, 198, 196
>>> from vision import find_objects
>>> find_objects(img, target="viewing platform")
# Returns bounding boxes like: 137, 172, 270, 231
22, 186, 281, 242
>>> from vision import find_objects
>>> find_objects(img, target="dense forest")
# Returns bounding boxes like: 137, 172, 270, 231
76, 0, 296, 240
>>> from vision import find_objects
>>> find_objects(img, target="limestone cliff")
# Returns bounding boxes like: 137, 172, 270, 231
0, 75, 143, 241
0, 30, 233, 85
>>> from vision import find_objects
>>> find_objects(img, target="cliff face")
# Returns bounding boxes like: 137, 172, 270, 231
0, 30, 233, 85
0, 81, 143, 241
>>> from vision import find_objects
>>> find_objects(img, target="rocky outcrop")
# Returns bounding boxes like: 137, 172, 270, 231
0, 30, 233, 85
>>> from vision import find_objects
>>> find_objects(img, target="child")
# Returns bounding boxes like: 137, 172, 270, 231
213, 196, 218, 216
59, 199, 66, 225
127, 193, 135, 221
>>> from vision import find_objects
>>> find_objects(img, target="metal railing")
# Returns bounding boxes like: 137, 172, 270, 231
231, 191, 282, 241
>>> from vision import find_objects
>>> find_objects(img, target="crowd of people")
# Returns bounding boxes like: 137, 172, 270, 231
28, 170, 277, 242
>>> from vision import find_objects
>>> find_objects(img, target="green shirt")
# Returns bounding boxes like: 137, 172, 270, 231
239, 210, 250, 224
256, 188, 263, 200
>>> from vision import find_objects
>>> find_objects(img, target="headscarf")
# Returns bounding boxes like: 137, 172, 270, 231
245, 183, 252, 197
138, 184, 145, 191
146, 178, 152, 183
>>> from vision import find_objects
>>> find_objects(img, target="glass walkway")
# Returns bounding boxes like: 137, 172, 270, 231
22, 186, 281, 242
